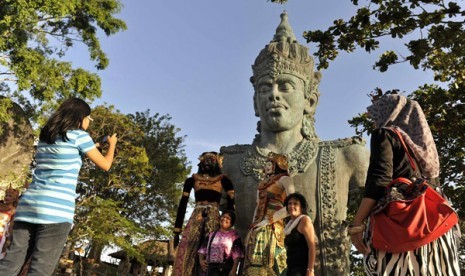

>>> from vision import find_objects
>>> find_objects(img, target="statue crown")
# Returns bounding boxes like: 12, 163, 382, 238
251, 12, 314, 84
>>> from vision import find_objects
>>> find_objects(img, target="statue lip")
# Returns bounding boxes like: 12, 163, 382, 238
266, 103, 287, 112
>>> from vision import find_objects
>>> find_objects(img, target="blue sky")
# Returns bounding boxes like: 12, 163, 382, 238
69, 1, 434, 171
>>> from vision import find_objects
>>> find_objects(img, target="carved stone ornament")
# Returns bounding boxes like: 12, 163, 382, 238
240, 138, 319, 181
251, 12, 314, 86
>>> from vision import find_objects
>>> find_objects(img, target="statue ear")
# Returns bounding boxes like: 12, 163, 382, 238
304, 92, 319, 115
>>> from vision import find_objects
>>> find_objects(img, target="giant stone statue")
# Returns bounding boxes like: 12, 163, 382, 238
220, 12, 369, 275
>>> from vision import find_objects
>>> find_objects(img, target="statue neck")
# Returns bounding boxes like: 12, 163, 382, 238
257, 128, 304, 154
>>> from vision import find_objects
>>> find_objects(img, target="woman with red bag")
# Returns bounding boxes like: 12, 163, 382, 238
349, 93, 460, 275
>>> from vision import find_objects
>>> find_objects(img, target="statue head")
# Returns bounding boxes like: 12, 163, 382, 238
251, 12, 321, 140
265, 152, 289, 175
197, 151, 223, 175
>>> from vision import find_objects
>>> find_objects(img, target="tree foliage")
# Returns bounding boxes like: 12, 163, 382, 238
0, 0, 126, 128
70, 105, 190, 263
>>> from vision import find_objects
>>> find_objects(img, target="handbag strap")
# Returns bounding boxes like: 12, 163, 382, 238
206, 230, 218, 263
389, 128, 417, 172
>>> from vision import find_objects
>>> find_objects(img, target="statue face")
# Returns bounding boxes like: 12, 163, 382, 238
199, 157, 216, 172
255, 73, 309, 132
264, 161, 275, 175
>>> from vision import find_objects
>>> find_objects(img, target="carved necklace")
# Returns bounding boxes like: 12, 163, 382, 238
240, 138, 319, 181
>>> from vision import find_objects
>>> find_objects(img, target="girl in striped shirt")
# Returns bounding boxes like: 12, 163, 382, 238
0, 98, 118, 275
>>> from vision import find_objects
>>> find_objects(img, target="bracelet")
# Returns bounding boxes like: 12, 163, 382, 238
348, 224, 366, 235
307, 268, 314, 272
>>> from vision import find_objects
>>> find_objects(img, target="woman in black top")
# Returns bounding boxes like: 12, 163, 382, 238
349, 94, 460, 275
284, 192, 315, 276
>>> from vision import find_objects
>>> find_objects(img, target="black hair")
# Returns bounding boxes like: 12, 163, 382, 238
221, 210, 236, 226
284, 192, 309, 215
39, 98, 91, 144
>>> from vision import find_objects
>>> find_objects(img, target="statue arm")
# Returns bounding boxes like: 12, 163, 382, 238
253, 207, 288, 230
341, 143, 370, 209
279, 175, 295, 195
174, 177, 194, 233
221, 176, 235, 211
344, 144, 370, 192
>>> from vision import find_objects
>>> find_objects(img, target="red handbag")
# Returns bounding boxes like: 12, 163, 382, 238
369, 128, 458, 253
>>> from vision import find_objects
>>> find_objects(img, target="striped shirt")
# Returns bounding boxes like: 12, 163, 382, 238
15, 130, 95, 224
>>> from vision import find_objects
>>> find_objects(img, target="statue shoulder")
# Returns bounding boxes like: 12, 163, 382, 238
318, 136, 367, 148
220, 144, 252, 155
319, 136, 369, 168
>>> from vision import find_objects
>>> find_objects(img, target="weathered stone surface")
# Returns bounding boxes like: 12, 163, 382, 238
220, 12, 369, 275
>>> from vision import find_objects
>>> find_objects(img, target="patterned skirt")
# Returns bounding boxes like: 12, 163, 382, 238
364, 219, 461, 275
173, 204, 220, 276
243, 221, 287, 276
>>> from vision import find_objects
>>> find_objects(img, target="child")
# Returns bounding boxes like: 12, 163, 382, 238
0, 98, 117, 275
198, 210, 243, 276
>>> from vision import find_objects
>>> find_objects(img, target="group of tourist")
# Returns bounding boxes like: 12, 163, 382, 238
0, 92, 459, 276
172, 151, 315, 276
172, 92, 461, 276
0, 10, 461, 276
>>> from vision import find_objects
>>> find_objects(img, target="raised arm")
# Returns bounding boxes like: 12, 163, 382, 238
85, 134, 118, 171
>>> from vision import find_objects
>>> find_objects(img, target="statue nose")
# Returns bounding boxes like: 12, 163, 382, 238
269, 85, 280, 101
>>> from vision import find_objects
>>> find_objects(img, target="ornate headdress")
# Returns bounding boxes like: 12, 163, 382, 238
251, 12, 320, 99
198, 151, 223, 168
267, 152, 289, 171
251, 12, 321, 140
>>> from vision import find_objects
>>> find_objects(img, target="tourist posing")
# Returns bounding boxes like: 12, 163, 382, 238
0, 98, 117, 275
284, 193, 315, 276
173, 152, 235, 276
198, 210, 243, 276
349, 93, 460, 275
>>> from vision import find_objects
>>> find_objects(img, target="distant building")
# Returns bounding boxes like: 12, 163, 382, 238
109, 239, 175, 276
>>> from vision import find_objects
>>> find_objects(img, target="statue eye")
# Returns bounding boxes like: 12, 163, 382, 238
258, 84, 272, 94
279, 82, 294, 92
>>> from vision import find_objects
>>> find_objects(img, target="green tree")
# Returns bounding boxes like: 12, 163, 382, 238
70, 106, 190, 264
71, 105, 151, 264
272, 0, 465, 272
0, 0, 126, 129
127, 111, 191, 236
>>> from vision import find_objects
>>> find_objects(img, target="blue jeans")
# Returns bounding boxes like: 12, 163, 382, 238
0, 221, 72, 275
